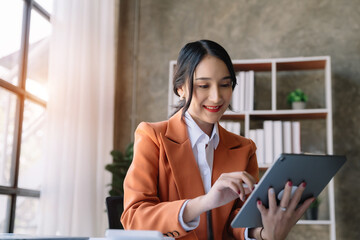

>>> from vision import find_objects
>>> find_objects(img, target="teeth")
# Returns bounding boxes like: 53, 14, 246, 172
205, 106, 220, 109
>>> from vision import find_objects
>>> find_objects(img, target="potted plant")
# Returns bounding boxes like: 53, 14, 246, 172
105, 142, 134, 228
305, 197, 321, 220
287, 88, 308, 109
105, 143, 134, 196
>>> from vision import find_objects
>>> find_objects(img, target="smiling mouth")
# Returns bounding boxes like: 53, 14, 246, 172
203, 105, 223, 112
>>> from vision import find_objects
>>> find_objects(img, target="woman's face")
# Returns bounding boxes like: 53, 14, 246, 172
178, 55, 233, 134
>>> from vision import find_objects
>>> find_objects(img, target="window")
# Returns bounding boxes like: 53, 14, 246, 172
0, 0, 52, 233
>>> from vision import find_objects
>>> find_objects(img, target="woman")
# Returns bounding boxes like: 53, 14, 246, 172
121, 40, 314, 240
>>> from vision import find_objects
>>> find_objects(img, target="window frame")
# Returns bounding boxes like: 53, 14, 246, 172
0, 0, 50, 233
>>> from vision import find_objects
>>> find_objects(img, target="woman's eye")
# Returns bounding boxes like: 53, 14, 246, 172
198, 85, 209, 89
221, 83, 231, 88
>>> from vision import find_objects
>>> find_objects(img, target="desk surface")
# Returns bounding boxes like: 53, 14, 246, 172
0, 234, 88, 240
0, 234, 174, 240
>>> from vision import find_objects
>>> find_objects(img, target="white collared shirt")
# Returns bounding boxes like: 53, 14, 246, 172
178, 112, 254, 240
184, 111, 219, 193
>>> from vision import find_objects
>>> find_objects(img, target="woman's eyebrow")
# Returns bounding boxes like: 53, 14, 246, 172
194, 77, 211, 81
195, 76, 232, 81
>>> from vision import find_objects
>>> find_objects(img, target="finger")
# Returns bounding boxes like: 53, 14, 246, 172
257, 199, 267, 216
224, 171, 257, 187
241, 171, 257, 185
280, 180, 293, 208
237, 181, 246, 201
221, 172, 255, 197
268, 187, 277, 212
241, 174, 256, 193
294, 197, 315, 220
288, 181, 307, 211
220, 177, 246, 200
222, 176, 246, 201
244, 185, 254, 195
234, 171, 256, 193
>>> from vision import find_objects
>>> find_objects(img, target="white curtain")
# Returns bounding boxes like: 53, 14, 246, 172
38, 0, 116, 237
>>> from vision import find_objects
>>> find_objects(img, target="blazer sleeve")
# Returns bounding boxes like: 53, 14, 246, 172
121, 122, 189, 237
229, 139, 259, 239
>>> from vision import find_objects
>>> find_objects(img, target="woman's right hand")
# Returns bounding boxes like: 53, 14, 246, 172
183, 171, 256, 223
183, 171, 255, 222
203, 171, 256, 210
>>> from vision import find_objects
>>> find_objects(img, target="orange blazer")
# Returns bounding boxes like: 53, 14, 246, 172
121, 110, 259, 240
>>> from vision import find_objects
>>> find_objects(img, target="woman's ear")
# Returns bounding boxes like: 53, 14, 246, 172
177, 86, 186, 100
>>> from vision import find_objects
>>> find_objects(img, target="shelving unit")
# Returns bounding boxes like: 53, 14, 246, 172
168, 56, 336, 239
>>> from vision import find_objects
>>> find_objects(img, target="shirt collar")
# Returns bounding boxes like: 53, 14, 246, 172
184, 111, 219, 149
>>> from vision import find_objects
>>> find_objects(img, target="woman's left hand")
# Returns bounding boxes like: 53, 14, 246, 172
256, 181, 315, 240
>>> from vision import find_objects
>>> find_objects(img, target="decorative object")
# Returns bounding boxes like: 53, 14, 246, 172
287, 89, 308, 109
105, 143, 134, 197
306, 197, 321, 220
105, 143, 134, 229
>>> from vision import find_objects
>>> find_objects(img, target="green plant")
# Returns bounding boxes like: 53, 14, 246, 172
309, 197, 321, 209
287, 89, 308, 104
105, 142, 134, 196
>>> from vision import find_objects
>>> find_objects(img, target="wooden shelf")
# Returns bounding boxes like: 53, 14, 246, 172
297, 220, 331, 225
222, 109, 328, 121
277, 60, 326, 71
250, 109, 328, 120
221, 112, 245, 120
233, 62, 272, 72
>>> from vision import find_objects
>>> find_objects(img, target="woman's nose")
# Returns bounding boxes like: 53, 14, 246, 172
209, 86, 221, 102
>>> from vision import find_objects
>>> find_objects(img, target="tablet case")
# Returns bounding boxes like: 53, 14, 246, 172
231, 153, 346, 228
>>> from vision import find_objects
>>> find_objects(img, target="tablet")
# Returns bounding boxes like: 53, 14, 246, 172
231, 153, 346, 228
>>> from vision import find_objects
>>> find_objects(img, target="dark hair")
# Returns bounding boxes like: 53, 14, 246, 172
171, 39, 236, 117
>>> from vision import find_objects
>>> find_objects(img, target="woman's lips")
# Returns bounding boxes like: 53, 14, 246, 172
203, 104, 223, 112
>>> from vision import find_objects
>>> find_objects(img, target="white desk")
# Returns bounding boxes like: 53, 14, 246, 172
0, 230, 174, 240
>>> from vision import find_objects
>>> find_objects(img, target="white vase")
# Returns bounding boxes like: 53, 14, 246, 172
292, 101, 306, 110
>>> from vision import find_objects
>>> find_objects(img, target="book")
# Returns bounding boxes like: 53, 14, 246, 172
256, 129, 265, 165
239, 71, 245, 111
292, 121, 301, 153
244, 71, 250, 111
248, 71, 254, 111
219, 121, 241, 135
229, 122, 241, 135
219, 121, 227, 130
249, 129, 257, 142
232, 74, 241, 112
273, 121, 283, 160
263, 120, 274, 164
283, 121, 292, 153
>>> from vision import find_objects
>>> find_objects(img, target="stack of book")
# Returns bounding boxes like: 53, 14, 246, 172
249, 121, 301, 166
219, 121, 241, 135
232, 71, 254, 112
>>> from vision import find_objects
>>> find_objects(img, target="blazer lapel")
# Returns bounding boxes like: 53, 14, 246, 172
212, 125, 251, 185
161, 111, 205, 199
211, 125, 255, 237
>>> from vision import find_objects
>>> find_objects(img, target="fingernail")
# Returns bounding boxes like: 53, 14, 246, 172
238, 190, 241, 195
288, 181, 293, 187
302, 181, 307, 187
269, 188, 275, 194
257, 200, 262, 205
